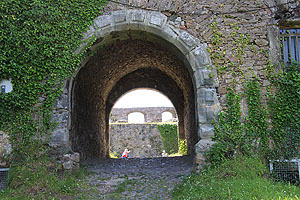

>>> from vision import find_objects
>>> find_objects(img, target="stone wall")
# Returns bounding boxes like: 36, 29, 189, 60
110, 107, 177, 123
47, 0, 300, 169
101, 0, 299, 106
110, 124, 164, 158
0, 131, 11, 167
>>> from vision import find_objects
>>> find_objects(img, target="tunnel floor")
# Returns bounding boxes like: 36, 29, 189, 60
81, 156, 193, 199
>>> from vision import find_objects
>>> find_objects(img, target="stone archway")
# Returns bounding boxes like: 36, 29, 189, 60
51, 9, 220, 168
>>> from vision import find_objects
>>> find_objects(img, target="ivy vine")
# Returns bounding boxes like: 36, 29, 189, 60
0, 0, 107, 163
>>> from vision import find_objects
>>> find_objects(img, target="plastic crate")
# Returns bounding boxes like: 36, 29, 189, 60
0, 168, 9, 192
270, 159, 300, 184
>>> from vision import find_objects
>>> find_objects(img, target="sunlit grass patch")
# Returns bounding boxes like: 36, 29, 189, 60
172, 156, 300, 200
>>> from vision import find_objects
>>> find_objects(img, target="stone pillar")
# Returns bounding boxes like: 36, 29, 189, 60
50, 81, 72, 155
178, 119, 185, 140
0, 131, 11, 167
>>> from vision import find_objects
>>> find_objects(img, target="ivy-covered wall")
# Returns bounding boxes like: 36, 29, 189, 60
1, 0, 299, 168
0, 0, 108, 163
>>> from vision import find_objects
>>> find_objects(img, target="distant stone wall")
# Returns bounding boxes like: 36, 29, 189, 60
110, 124, 164, 158
110, 107, 177, 123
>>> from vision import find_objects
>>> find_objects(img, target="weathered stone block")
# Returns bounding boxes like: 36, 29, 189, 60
53, 94, 68, 109
160, 26, 179, 44
94, 15, 112, 29
255, 38, 269, 46
52, 111, 69, 124
198, 88, 218, 105
193, 45, 210, 67
50, 128, 69, 147
64, 152, 80, 163
179, 31, 199, 48
206, 103, 220, 122
197, 106, 207, 123
194, 66, 218, 89
149, 13, 166, 27
198, 124, 214, 139
129, 10, 146, 22
195, 139, 216, 154
112, 10, 127, 24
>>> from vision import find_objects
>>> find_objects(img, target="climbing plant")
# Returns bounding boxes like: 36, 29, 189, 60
267, 63, 300, 159
208, 66, 300, 166
207, 87, 251, 166
0, 0, 107, 163
244, 77, 269, 156
157, 124, 178, 155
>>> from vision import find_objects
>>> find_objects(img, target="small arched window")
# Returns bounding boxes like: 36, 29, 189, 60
162, 111, 173, 122
128, 112, 145, 123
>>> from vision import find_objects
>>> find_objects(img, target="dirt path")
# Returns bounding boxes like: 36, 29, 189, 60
81, 156, 193, 200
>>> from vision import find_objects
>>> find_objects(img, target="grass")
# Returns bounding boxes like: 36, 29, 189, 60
0, 158, 92, 200
172, 156, 300, 200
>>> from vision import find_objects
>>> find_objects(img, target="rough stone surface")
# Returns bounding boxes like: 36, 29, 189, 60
110, 107, 177, 123
49, 0, 298, 167
60, 152, 80, 170
194, 139, 216, 170
81, 156, 193, 199
0, 131, 11, 167
71, 40, 197, 160
110, 124, 164, 158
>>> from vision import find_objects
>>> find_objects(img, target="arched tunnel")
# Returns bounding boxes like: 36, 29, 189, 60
71, 37, 197, 160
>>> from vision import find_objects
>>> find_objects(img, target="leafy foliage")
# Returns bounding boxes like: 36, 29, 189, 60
268, 63, 300, 159
207, 87, 250, 166
208, 64, 300, 165
244, 77, 269, 156
157, 124, 178, 154
0, 0, 107, 162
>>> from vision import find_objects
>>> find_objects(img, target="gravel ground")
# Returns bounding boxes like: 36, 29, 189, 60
81, 156, 193, 200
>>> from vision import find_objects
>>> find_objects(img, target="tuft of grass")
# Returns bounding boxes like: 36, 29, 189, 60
172, 156, 300, 200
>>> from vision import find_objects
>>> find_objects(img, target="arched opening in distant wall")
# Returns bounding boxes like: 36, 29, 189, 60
162, 112, 174, 122
109, 88, 181, 158
128, 112, 145, 123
